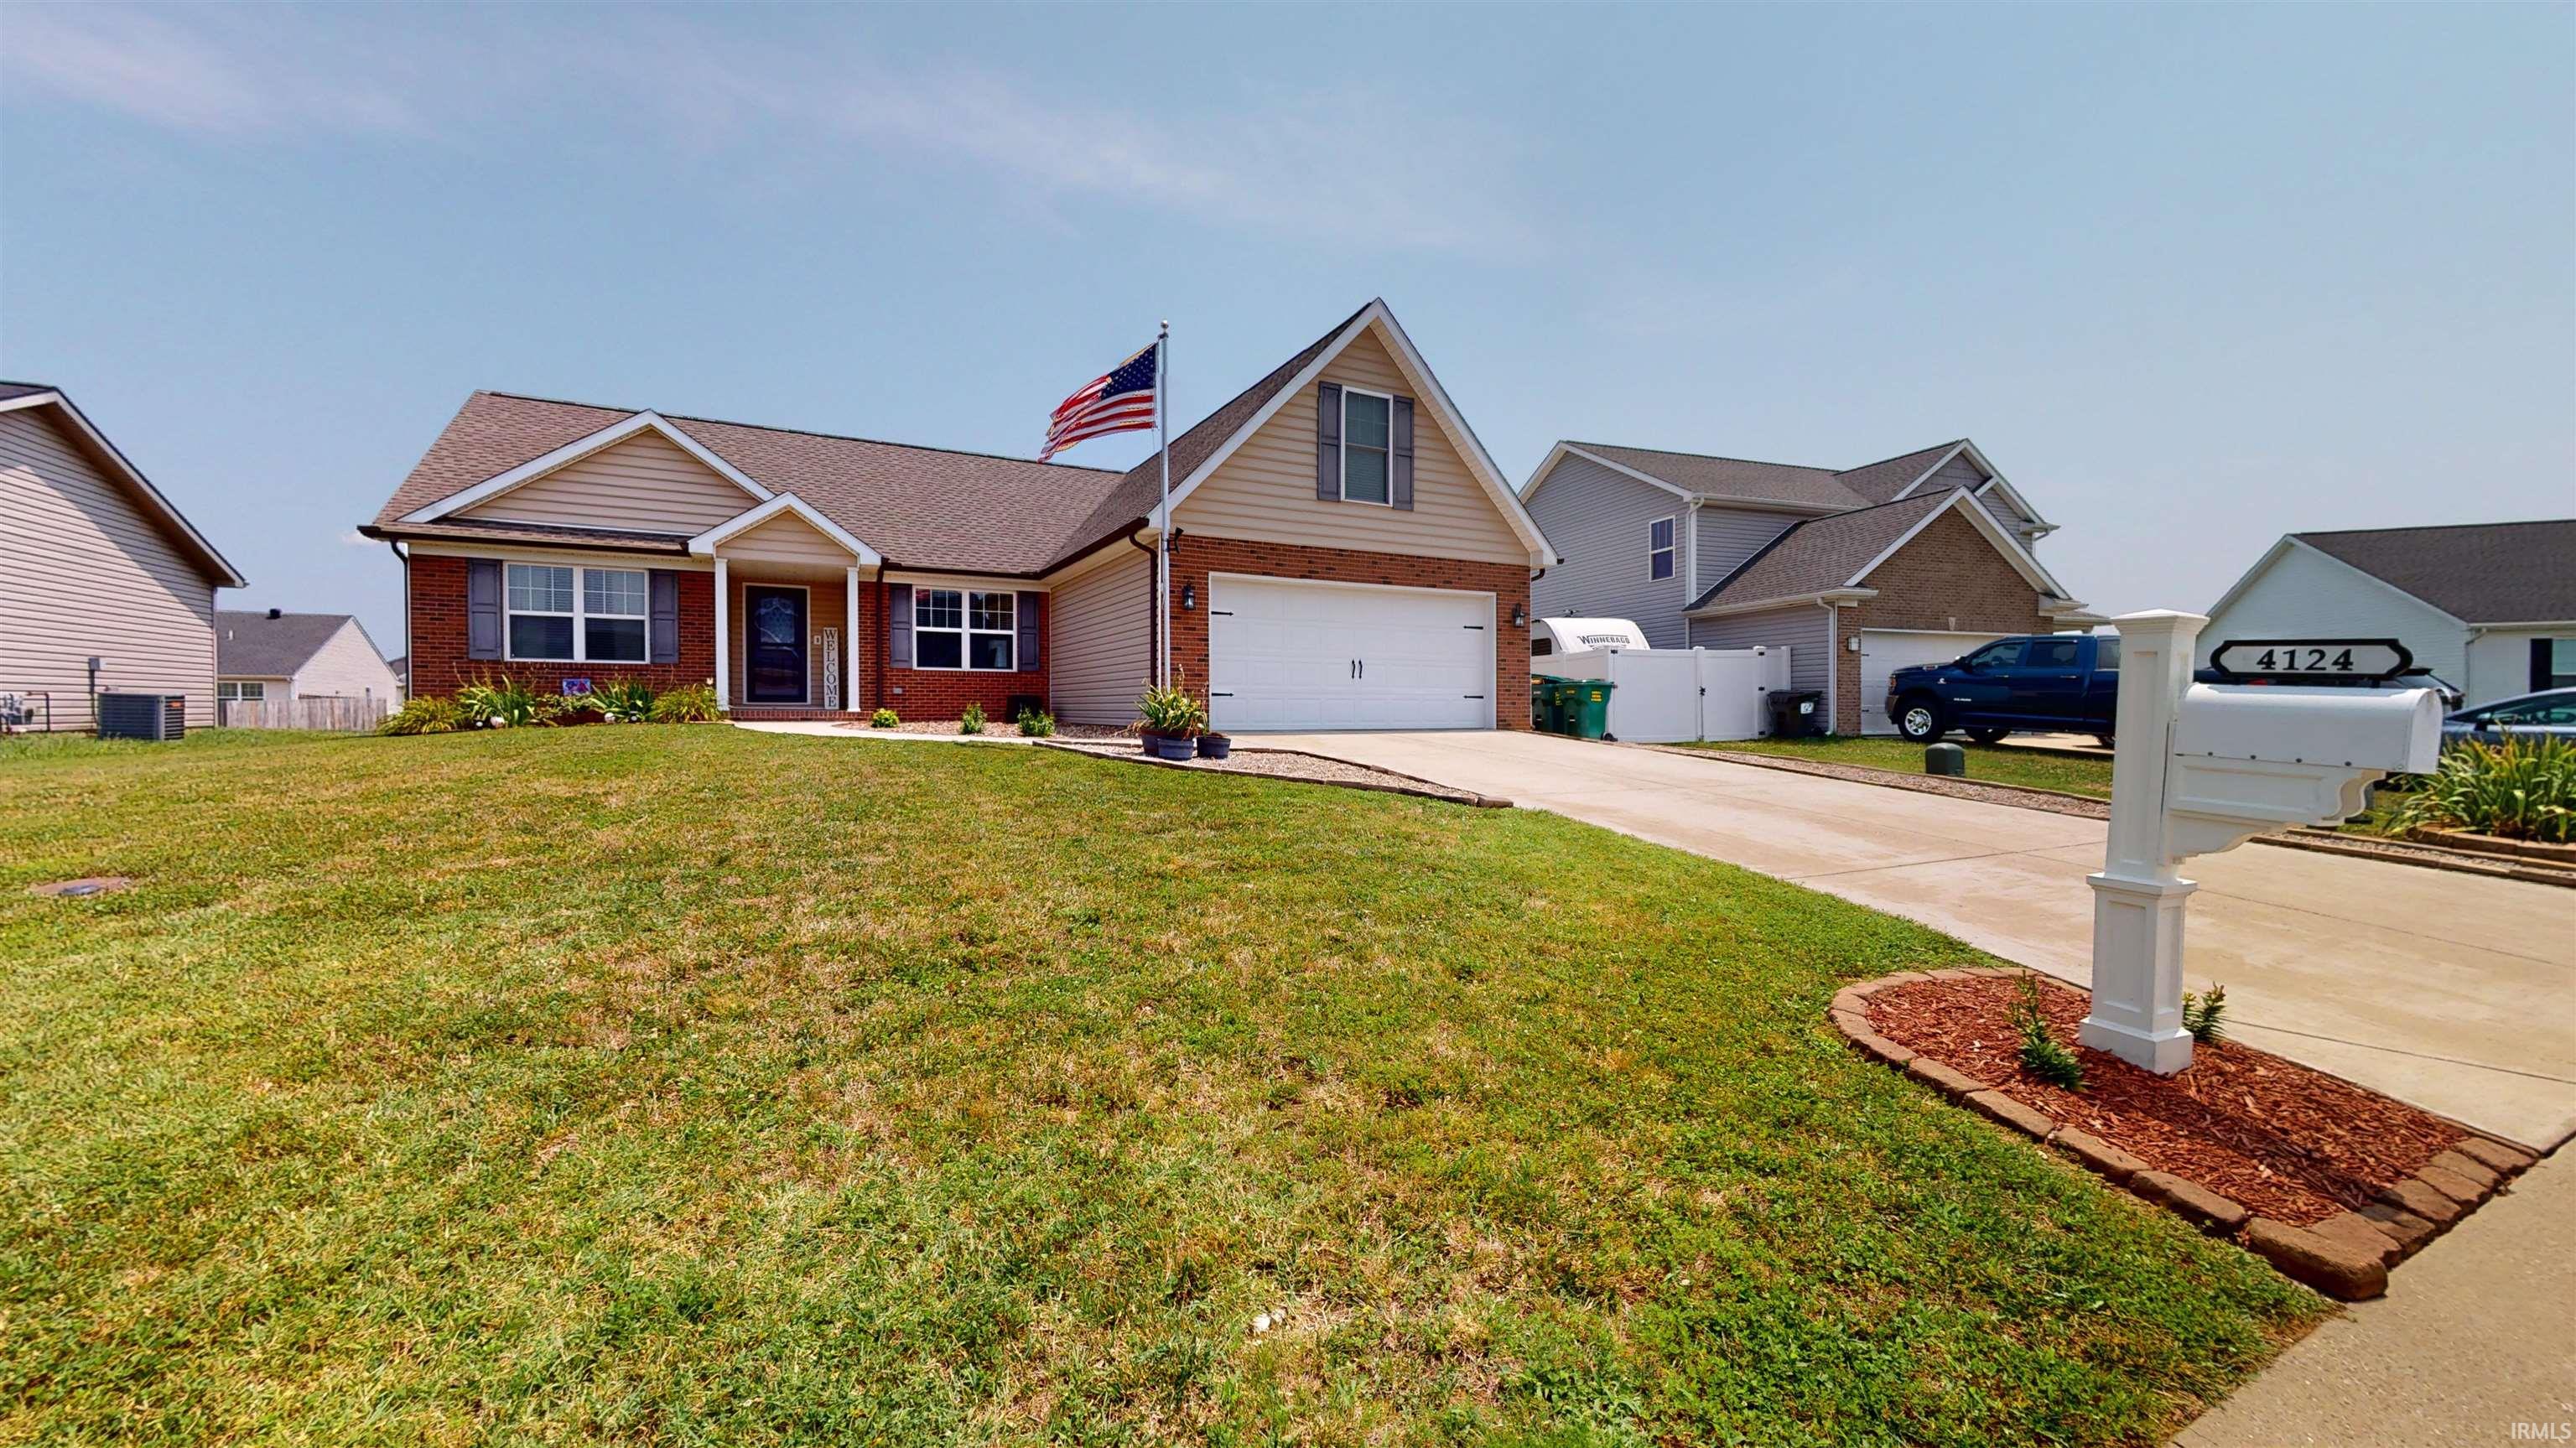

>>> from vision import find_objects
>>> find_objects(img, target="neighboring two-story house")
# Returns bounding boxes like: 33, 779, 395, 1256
359, 301, 1556, 733
216, 609, 403, 718
1519, 439, 2090, 734
1, 382, 246, 732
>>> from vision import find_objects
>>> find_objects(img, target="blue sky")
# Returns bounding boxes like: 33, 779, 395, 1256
4, 3, 2568, 654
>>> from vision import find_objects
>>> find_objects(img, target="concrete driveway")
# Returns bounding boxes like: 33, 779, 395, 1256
1249, 729, 2576, 1149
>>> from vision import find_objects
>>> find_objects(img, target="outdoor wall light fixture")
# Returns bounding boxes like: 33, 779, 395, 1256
1182, 584, 1196, 610
1512, 605, 1527, 628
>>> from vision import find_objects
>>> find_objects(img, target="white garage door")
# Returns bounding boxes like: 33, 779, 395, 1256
1859, 630, 2004, 734
1208, 575, 1493, 732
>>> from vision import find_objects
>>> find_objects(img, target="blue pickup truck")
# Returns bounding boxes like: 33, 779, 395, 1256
1884, 634, 2119, 745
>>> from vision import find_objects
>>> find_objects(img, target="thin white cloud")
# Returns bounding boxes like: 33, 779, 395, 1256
3, 6, 418, 136
1, 8, 1536, 258
337, 529, 374, 548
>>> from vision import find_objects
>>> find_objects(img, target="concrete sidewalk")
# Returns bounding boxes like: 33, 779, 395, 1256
1246, 729, 2576, 1148
2174, 1155, 2575, 1447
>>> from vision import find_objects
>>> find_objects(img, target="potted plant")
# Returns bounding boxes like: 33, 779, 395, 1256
1197, 729, 1231, 760
1136, 682, 1205, 761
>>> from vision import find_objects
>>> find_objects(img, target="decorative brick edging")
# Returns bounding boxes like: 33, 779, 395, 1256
1830, 968, 2542, 1300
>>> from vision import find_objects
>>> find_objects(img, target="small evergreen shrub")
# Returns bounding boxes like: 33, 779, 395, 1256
378, 697, 463, 735
870, 708, 901, 729
2183, 984, 2229, 1045
1015, 708, 1057, 738
2010, 976, 2085, 1089
960, 703, 986, 735
649, 683, 724, 723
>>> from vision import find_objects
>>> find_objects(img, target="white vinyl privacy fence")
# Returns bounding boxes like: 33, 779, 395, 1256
1535, 646, 1791, 742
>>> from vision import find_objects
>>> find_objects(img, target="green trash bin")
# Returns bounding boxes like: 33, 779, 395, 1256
1530, 676, 1555, 733
1565, 678, 1616, 740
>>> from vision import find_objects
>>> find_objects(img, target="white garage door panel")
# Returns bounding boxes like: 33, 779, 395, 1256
1209, 576, 1493, 732
1860, 630, 2003, 734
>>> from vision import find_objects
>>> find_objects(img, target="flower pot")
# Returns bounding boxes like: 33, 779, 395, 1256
1196, 734, 1232, 760
1150, 734, 1197, 762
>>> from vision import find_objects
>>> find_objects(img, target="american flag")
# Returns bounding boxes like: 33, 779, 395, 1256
1041, 340, 1159, 459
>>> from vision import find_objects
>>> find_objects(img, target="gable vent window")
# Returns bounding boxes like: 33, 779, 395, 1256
1649, 517, 1675, 581
506, 563, 648, 662
1341, 389, 1392, 505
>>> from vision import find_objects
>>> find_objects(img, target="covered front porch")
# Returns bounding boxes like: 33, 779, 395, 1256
694, 496, 880, 719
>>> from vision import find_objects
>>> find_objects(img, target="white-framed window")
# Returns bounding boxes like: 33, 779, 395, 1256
216, 681, 266, 702
1649, 517, 1675, 581
913, 588, 1016, 671
506, 563, 650, 662
1340, 387, 1393, 505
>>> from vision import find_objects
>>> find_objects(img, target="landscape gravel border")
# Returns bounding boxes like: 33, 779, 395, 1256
1829, 967, 2542, 1300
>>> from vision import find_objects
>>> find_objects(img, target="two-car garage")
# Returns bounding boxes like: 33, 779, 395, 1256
1206, 574, 1495, 732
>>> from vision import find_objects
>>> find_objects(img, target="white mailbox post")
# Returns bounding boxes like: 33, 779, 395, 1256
2081, 610, 2444, 1073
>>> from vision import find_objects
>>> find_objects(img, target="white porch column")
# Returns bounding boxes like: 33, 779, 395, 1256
2078, 609, 2207, 1073
844, 566, 862, 713
713, 557, 730, 710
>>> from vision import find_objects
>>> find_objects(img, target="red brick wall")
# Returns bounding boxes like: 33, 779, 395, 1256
1835, 507, 2054, 733
1166, 535, 1535, 729
871, 581, 1052, 722
407, 553, 717, 698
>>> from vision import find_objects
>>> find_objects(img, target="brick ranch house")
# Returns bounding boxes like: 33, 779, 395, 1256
1521, 439, 2096, 734
360, 301, 1557, 731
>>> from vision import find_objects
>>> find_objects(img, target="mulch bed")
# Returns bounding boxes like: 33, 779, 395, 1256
1865, 978, 2464, 1227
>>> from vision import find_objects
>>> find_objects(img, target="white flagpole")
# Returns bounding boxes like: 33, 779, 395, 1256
1156, 319, 1171, 689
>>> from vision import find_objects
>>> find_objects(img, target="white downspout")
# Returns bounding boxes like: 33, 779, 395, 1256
1819, 599, 1839, 734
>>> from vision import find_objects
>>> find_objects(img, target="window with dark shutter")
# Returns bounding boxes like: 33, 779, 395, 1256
466, 558, 503, 660
1016, 591, 1041, 672
1389, 396, 1415, 511
1340, 390, 1392, 505
1315, 381, 1343, 501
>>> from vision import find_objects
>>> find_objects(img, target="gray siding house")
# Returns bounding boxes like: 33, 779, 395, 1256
1521, 439, 2090, 733
0, 383, 245, 732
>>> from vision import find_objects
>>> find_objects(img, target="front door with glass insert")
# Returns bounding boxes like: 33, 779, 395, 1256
745, 586, 808, 703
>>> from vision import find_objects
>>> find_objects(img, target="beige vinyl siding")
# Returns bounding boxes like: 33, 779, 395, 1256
1049, 549, 1151, 725
1176, 327, 1526, 566
458, 431, 761, 534
290, 620, 402, 701
716, 509, 856, 569
0, 409, 221, 731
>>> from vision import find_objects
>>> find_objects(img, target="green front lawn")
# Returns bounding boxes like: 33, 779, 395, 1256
1, 728, 2316, 1445
1675, 735, 2117, 799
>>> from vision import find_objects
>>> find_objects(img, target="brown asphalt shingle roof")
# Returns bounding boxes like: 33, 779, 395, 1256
217, 611, 368, 677
2293, 520, 2576, 624
1686, 490, 1959, 611
1566, 439, 1970, 512
369, 304, 1379, 576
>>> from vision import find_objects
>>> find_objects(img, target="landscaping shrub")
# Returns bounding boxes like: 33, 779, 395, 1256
1016, 708, 1056, 738
589, 679, 657, 722
870, 707, 900, 729
1137, 681, 1205, 737
959, 702, 986, 735
648, 683, 724, 724
377, 697, 463, 735
2387, 736, 2574, 843
2184, 984, 2229, 1045
454, 676, 546, 729
2012, 976, 2085, 1088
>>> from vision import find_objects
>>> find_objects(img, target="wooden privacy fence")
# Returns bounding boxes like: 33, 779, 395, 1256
218, 697, 389, 732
